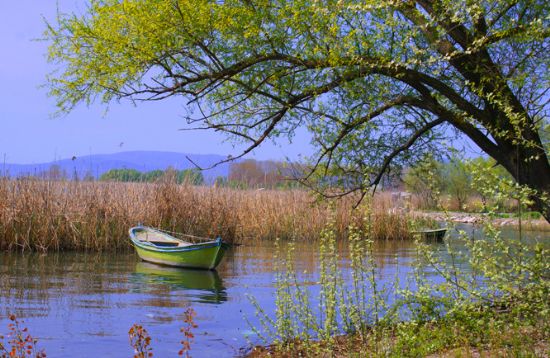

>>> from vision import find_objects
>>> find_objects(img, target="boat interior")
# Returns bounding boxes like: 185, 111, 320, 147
134, 229, 192, 248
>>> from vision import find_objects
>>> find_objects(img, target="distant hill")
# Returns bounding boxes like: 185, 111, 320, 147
1, 151, 235, 182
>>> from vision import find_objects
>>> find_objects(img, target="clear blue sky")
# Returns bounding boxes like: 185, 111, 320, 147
0, 1, 313, 164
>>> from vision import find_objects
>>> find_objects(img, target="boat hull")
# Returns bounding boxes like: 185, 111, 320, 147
133, 244, 225, 269
412, 228, 447, 241
129, 227, 226, 270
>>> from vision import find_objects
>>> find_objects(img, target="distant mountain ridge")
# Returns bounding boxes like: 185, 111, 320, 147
2, 151, 235, 181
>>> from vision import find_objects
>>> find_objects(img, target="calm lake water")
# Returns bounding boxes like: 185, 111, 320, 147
0, 225, 546, 357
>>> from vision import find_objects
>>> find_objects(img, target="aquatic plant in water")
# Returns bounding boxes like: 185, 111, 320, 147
179, 308, 197, 357
0, 315, 46, 358
128, 324, 153, 358
127, 308, 198, 357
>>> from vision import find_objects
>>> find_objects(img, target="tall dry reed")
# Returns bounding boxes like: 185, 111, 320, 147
0, 178, 413, 251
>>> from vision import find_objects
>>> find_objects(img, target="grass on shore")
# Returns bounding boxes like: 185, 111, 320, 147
0, 178, 413, 252
247, 305, 548, 357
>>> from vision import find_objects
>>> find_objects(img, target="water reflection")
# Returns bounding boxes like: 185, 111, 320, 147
0, 226, 546, 357
132, 262, 227, 304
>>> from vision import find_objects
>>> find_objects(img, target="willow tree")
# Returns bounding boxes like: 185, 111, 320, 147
46, 0, 550, 220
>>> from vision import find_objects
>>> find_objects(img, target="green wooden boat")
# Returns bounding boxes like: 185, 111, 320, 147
412, 228, 447, 241
129, 226, 226, 270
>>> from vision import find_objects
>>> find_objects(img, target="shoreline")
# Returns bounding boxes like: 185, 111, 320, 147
245, 296, 548, 357
414, 210, 550, 231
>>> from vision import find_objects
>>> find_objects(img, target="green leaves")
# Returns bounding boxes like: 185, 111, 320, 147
45, 0, 550, 219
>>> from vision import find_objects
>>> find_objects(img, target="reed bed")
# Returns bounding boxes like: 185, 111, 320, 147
0, 178, 413, 252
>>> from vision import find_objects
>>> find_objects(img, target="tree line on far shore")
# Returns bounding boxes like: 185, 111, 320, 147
21, 159, 301, 189
100, 167, 204, 185
99, 159, 301, 189
5, 156, 531, 215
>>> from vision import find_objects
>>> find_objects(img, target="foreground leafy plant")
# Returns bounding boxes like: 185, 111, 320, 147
128, 308, 199, 358
247, 181, 549, 356
179, 308, 197, 357
128, 324, 153, 358
0, 315, 46, 358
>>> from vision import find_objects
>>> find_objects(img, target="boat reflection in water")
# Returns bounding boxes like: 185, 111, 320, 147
133, 262, 227, 304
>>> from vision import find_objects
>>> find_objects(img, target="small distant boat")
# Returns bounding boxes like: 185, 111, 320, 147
412, 228, 447, 241
129, 226, 226, 270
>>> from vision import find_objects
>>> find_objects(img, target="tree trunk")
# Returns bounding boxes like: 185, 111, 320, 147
500, 145, 550, 223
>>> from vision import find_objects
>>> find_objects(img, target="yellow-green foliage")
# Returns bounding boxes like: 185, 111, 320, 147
250, 222, 548, 357
248, 181, 549, 357
44, 0, 550, 223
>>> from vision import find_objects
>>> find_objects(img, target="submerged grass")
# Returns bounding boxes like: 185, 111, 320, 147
0, 178, 413, 252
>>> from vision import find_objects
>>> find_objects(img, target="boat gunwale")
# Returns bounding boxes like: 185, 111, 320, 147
411, 228, 447, 234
